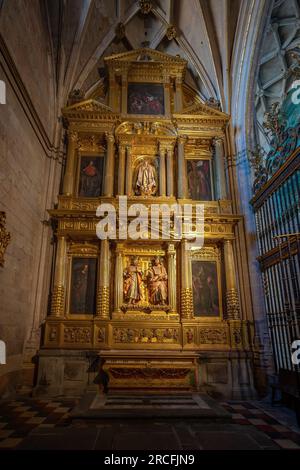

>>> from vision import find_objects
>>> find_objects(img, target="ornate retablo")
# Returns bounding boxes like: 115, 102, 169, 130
44, 48, 251, 391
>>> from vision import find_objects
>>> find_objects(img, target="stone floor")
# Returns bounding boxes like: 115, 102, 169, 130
0, 396, 299, 450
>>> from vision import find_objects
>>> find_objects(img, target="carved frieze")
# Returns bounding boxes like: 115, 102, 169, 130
198, 327, 228, 344
113, 327, 180, 344
64, 327, 92, 344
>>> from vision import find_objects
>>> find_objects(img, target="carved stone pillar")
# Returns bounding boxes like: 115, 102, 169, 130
180, 239, 193, 319
167, 244, 176, 313
63, 131, 77, 196
224, 240, 240, 319
51, 236, 67, 317
96, 239, 110, 319
166, 146, 174, 197
114, 250, 123, 313
159, 145, 166, 197
118, 144, 126, 195
213, 137, 227, 200
125, 146, 133, 196
104, 133, 115, 197
177, 136, 187, 199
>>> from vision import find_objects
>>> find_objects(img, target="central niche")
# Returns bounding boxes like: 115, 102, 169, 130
132, 155, 159, 197
133, 156, 159, 196
121, 250, 169, 312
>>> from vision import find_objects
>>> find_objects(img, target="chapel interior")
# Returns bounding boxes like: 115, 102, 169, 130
0, 0, 300, 451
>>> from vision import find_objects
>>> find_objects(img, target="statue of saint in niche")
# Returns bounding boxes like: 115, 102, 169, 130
123, 256, 144, 304
147, 256, 168, 305
135, 159, 157, 196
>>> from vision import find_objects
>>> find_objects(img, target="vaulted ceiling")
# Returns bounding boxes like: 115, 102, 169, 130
255, 0, 300, 149
45, 0, 243, 114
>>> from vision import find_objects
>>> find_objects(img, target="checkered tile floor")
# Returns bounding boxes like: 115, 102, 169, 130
0, 397, 299, 450
221, 402, 300, 449
0, 398, 75, 449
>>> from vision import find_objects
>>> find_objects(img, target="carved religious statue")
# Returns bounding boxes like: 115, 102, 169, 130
135, 159, 157, 196
123, 256, 144, 304
147, 256, 168, 305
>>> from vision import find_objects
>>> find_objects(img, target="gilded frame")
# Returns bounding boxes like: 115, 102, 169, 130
76, 149, 105, 198
66, 242, 99, 319
185, 153, 214, 201
190, 246, 223, 321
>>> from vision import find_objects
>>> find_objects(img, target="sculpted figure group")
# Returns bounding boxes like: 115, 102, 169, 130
123, 256, 168, 306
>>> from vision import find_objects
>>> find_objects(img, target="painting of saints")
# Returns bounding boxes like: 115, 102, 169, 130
187, 160, 212, 201
192, 261, 219, 316
147, 256, 168, 305
70, 258, 97, 314
127, 83, 164, 115
135, 159, 157, 196
123, 257, 144, 304
79, 157, 103, 197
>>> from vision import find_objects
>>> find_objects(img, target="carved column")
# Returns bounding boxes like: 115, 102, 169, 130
63, 131, 77, 196
118, 144, 126, 195
96, 239, 110, 319
163, 72, 171, 116
159, 145, 166, 197
114, 249, 123, 313
167, 244, 176, 313
181, 239, 193, 319
108, 74, 116, 111
166, 146, 174, 197
121, 69, 128, 114
125, 146, 133, 196
51, 236, 67, 317
224, 239, 240, 319
104, 133, 115, 197
174, 77, 183, 112
214, 137, 227, 200
177, 136, 187, 199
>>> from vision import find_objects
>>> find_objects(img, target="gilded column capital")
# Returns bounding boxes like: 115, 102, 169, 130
68, 130, 78, 143
178, 135, 188, 146
106, 132, 115, 144
212, 136, 225, 146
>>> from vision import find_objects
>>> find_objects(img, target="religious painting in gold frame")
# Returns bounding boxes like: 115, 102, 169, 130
186, 158, 213, 201
127, 83, 165, 115
76, 153, 104, 198
191, 247, 222, 319
66, 244, 99, 317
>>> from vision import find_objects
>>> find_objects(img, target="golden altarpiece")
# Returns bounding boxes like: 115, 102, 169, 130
37, 49, 255, 398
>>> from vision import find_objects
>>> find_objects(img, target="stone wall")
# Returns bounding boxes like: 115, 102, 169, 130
0, 0, 61, 396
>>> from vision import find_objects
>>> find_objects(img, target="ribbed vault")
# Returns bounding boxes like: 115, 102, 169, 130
45, 0, 243, 113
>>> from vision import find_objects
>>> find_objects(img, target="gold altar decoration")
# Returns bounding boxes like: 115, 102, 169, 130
43, 48, 253, 391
